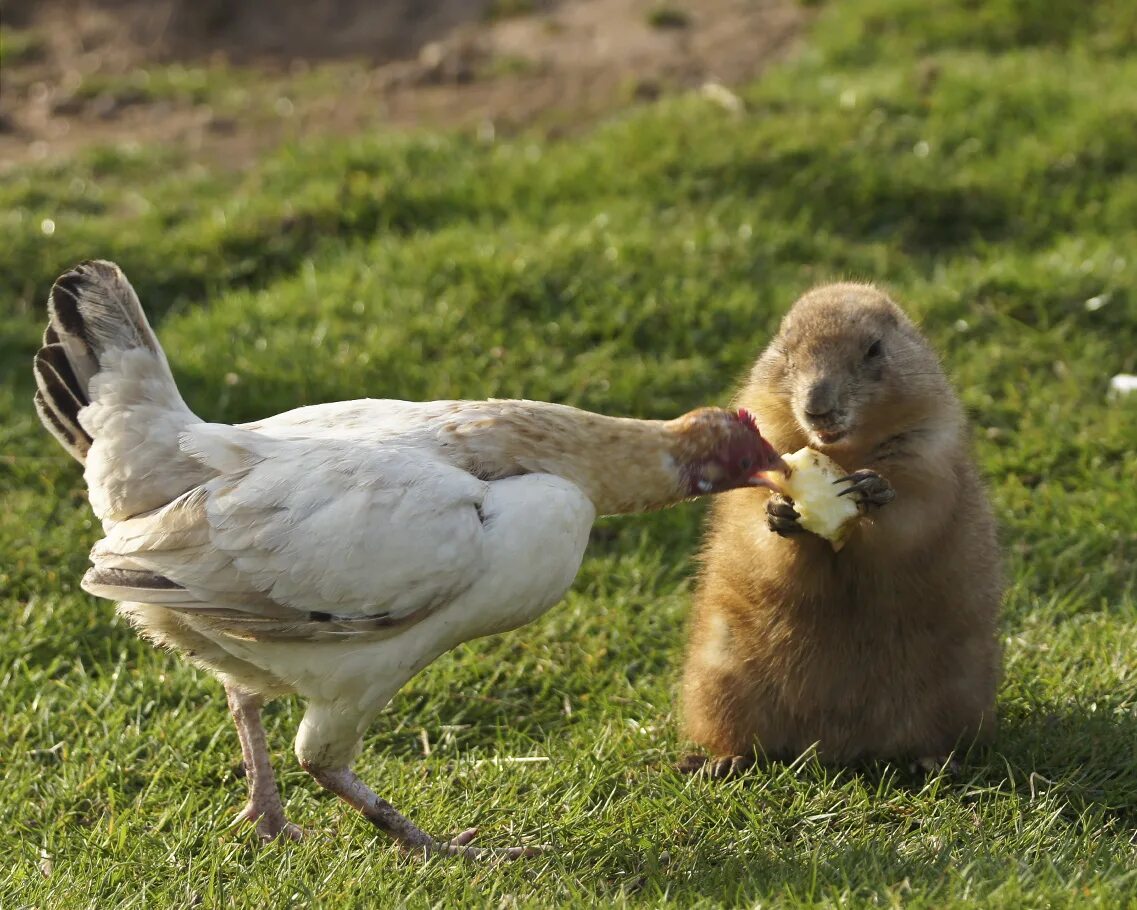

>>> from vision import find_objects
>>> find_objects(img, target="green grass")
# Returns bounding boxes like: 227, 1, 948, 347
0, 26, 46, 66
485, 0, 537, 22
2, 0, 1136, 906
60, 64, 255, 109
646, 6, 693, 30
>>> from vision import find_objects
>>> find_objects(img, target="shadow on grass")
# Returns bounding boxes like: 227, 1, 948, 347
834, 695, 1137, 810
989, 698, 1137, 825
643, 843, 957, 905
635, 697, 1137, 900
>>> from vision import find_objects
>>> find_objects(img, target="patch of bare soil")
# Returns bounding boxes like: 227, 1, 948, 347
0, 0, 807, 170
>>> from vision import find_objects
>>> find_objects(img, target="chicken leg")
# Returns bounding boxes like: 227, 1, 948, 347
225, 682, 303, 842
300, 764, 539, 858
295, 702, 537, 859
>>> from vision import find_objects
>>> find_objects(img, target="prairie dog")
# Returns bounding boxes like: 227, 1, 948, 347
681, 283, 1002, 772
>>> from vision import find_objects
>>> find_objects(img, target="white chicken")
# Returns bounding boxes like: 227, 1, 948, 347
33, 260, 786, 856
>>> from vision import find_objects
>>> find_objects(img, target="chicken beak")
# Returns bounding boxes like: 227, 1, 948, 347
748, 454, 789, 490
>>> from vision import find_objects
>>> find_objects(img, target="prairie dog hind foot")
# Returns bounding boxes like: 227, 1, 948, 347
676, 753, 757, 779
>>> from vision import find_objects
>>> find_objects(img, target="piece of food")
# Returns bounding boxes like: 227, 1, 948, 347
768, 448, 860, 549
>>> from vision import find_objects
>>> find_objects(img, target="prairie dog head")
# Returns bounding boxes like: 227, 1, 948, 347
747, 284, 951, 451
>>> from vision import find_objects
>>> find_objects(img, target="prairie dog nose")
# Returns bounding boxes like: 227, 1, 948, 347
803, 380, 837, 418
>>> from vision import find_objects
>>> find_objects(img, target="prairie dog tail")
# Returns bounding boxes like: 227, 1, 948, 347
33, 261, 206, 521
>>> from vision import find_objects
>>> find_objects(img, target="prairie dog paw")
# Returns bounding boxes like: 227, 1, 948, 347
766, 494, 804, 536
835, 470, 895, 510
908, 755, 962, 777
676, 753, 755, 779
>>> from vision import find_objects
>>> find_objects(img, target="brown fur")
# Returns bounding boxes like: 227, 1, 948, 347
681, 283, 1002, 764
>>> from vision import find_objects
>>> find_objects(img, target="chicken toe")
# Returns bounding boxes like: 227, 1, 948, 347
302, 764, 539, 860
234, 800, 305, 843
225, 683, 302, 844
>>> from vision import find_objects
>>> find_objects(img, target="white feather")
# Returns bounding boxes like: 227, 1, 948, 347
86, 404, 596, 733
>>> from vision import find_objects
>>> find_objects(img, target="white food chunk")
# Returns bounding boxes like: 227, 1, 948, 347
772, 448, 860, 550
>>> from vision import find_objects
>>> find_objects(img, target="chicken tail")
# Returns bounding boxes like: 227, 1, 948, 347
33, 260, 207, 520
34, 261, 155, 461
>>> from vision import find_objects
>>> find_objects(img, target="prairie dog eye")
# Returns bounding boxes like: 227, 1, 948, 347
865, 339, 884, 360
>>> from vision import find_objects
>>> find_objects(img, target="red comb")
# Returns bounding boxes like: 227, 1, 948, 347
736, 408, 759, 432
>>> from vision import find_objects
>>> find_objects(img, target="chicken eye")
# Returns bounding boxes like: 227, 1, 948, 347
865, 339, 884, 360
739, 457, 753, 471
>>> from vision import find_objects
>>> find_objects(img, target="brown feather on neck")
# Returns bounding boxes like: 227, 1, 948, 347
439, 400, 694, 516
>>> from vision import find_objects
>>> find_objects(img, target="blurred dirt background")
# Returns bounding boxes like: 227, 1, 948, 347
0, 0, 805, 170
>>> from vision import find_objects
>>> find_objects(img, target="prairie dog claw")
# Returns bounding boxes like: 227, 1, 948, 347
766, 493, 804, 536
834, 470, 895, 509
676, 753, 755, 779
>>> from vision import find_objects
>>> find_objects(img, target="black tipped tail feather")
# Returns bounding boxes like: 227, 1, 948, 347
34, 260, 206, 521
34, 326, 93, 461
33, 260, 164, 464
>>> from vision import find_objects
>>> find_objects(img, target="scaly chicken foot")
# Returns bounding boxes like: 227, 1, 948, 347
302, 764, 540, 860
225, 683, 304, 843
